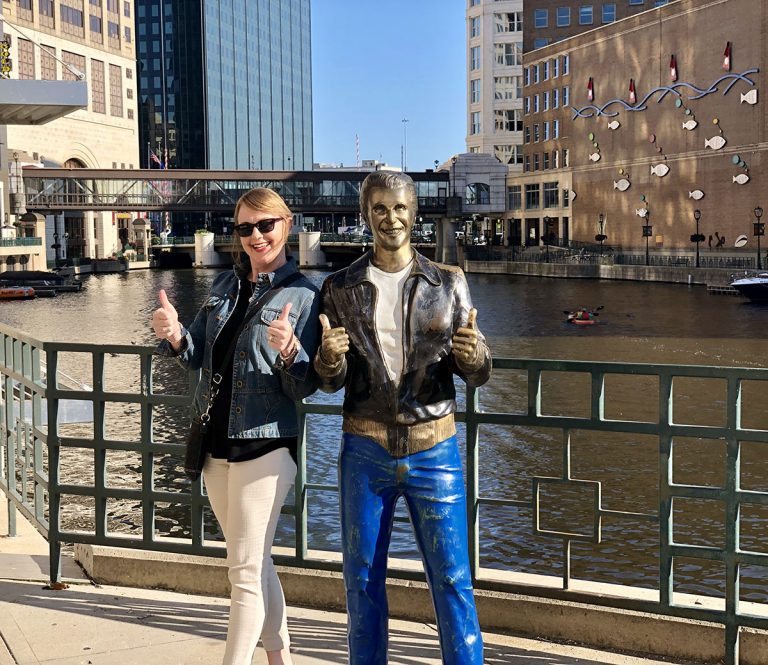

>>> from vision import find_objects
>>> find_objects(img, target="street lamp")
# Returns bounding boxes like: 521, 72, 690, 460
642, 212, 653, 266
401, 118, 409, 172
451, 156, 457, 197
595, 213, 607, 256
543, 216, 551, 262
691, 209, 704, 268
754, 206, 764, 270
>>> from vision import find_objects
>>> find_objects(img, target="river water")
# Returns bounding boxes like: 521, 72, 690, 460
3, 267, 768, 600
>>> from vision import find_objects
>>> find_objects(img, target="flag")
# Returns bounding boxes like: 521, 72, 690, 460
670, 54, 678, 82
628, 78, 636, 104
723, 42, 731, 71
355, 133, 360, 168
164, 145, 169, 170
587, 77, 594, 102
150, 149, 162, 167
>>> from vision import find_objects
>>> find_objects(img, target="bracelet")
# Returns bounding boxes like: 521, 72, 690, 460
280, 336, 300, 360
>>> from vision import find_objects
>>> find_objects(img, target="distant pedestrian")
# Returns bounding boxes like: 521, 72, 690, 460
152, 187, 321, 665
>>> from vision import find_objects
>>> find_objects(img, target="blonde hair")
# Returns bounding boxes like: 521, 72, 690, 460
231, 187, 292, 270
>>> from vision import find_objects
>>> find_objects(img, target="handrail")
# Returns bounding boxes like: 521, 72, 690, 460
1, 321, 767, 664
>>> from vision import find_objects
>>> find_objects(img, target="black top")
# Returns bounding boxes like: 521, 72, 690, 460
205, 273, 297, 465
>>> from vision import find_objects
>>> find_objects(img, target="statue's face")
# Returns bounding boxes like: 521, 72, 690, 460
365, 187, 415, 252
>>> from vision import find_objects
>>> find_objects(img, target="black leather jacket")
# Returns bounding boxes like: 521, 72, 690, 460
315, 251, 491, 440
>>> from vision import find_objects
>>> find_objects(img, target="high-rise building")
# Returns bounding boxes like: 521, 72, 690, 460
3, 0, 139, 264
522, 0, 676, 52
136, 0, 313, 171
466, 0, 524, 172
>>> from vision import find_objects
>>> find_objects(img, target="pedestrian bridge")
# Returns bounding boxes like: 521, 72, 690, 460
2, 320, 768, 664
20, 168, 450, 215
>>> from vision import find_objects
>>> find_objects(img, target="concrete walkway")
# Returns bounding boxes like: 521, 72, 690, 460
0, 505, 677, 665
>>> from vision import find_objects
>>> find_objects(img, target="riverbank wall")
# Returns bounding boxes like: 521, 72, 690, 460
464, 260, 742, 288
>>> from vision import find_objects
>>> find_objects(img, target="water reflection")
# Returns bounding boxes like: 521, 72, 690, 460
4, 268, 768, 599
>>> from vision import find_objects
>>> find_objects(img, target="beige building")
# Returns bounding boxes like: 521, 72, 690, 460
3, 0, 139, 267
520, 0, 767, 258
466, 0, 524, 172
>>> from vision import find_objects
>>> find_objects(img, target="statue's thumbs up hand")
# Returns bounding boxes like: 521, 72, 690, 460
452, 308, 481, 365
319, 314, 349, 365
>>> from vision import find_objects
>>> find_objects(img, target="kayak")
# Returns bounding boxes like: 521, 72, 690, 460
0, 286, 35, 300
568, 316, 595, 325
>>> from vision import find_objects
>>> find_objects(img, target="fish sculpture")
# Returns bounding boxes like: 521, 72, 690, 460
681, 120, 698, 130
636, 208, 648, 218
689, 190, 705, 200
733, 173, 750, 185
613, 179, 631, 192
705, 135, 727, 150
608, 120, 621, 130
589, 152, 601, 162
650, 163, 670, 177
740, 89, 758, 105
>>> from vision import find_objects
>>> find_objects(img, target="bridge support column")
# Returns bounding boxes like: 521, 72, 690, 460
194, 231, 226, 267
436, 217, 458, 265
298, 231, 327, 268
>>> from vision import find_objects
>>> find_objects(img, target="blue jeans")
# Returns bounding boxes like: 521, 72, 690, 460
339, 433, 483, 665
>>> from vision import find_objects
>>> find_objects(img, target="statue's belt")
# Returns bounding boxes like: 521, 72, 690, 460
342, 413, 456, 458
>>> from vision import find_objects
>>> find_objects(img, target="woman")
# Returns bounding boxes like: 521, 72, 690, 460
152, 188, 320, 665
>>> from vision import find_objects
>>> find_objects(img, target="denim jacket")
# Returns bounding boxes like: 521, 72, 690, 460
157, 257, 321, 438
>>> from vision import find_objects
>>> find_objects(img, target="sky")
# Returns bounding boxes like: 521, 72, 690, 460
311, 0, 466, 171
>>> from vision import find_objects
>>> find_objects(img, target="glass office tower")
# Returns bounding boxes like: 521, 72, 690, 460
136, 0, 312, 171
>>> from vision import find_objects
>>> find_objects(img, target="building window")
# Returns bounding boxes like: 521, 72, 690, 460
40, 44, 56, 79
61, 50, 85, 81
552, 58, 559, 78
654, 0, 668, 6
469, 0, 480, 6
17, 38, 34, 79
533, 95, 540, 113
17, 0, 33, 10
470, 79, 480, 103
508, 185, 522, 210
543, 90, 550, 111
553, 88, 559, 108
124, 25, 131, 42
579, 5, 593, 25
562, 54, 570, 75
543, 152, 550, 169
91, 58, 105, 113
524, 97, 530, 114
109, 63, 123, 116
471, 111, 481, 134
562, 148, 570, 167
123, 0, 130, 16
106, 0, 118, 10
563, 86, 570, 106
543, 60, 550, 80
557, 6, 571, 26
602, 3, 616, 22
494, 75, 521, 100
38, 0, 54, 23
534, 8, 548, 28
533, 123, 540, 142
553, 150, 560, 169
525, 184, 540, 209
494, 11, 522, 33
524, 67, 530, 86
61, 5, 84, 28
126, 87, 133, 99
543, 121, 550, 140
544, 182, 560, 208
553, 119, 560, 138
563, 188, 570, 208
494, 109, 522, 132
533, 64, 540, 83
470, 46, 480, 70
126, 67, 132, 79
533, 38, 550, 49
524, 155, 530, 172
629, 0, 644, 4
470, 16, 480, 38
465, 183, 490, 205
494, 145, 521, 165
127, 108, 134, 119
524, 125, 531, 143
494, 42, 522, 66
90, 14, 102, 35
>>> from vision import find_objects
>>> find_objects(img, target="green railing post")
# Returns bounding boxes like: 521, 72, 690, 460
466, 385, 480, 581
46, 347, 62, 584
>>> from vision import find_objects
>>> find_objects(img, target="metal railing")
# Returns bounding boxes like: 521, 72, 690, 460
1, 321, 767, 664
0, 237, 43, 247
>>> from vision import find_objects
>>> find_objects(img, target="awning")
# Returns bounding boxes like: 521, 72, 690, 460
0, 80, 87, 125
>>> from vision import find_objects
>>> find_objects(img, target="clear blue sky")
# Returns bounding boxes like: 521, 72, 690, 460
311, 0, 466, 171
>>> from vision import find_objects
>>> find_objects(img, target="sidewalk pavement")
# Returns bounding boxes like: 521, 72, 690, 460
0, 504, 677, 665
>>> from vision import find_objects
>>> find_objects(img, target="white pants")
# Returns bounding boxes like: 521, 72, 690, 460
203, 448, 296, 664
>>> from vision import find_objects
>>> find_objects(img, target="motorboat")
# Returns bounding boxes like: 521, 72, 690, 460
0, 269, 82, 295
0, 286, 36, 300
730, 272, 768, 302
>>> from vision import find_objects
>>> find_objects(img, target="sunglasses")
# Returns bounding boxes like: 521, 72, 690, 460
233, 217, 283, 237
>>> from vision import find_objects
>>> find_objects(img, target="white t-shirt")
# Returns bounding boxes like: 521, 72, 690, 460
367, 261, 412, 383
